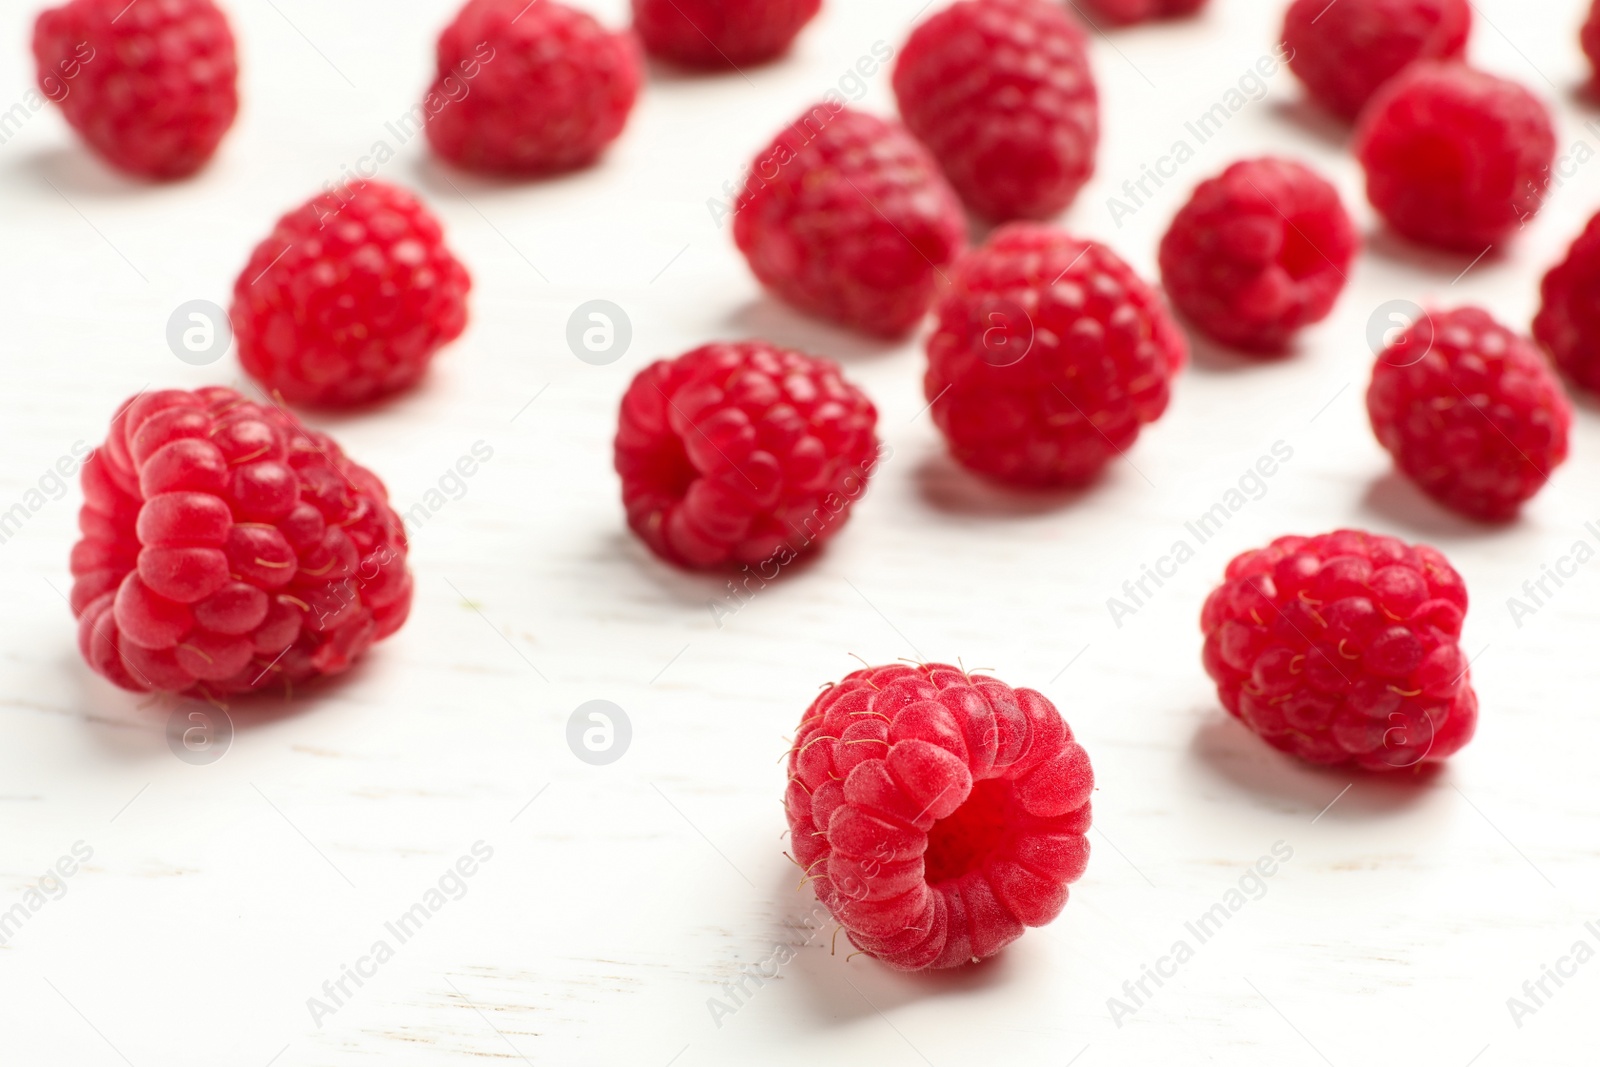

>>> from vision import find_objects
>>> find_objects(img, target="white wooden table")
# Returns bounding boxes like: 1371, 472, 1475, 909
1, 0, 1597, 1063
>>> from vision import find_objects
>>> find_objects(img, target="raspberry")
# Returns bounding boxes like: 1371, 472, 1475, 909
1367, 307, 1570, 521
1159, 157, 1358, 354
425, 0, 642, 175
1078, 0, 1207, 25
1534, 211, 1600, 394
1202, 531, 1477, 771
33, 0, 238, 179
231, 180, 471, 408
631, 0, 819, 67
733, 107, 967, 338
786, 663, 1092, 971
893, 0, 1099, 222
1585, 2, 1600, 88
1354, 62, 1555, 252
69, 387, 413, 697
614, 341, 879, 570
1282, 0, 1470, 121
925, 223, 1186, 487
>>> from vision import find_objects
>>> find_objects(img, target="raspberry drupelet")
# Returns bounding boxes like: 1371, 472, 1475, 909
1159, 157, 1358, 354
893, 0, 1099, 222
1201, 530, 1478, 771
733, 106, 967, 338
425, 0, 642, 175
231, 180, 471, 408
1534, 210, 1600, 394
1354, 62, 1555, 252
786, 663, 1093, 970
1079, 0, 1207, 25
70, 388, 413, 697
925, 223, 1187, 488
33, 0, 238, 179
1282, 0, 1470, 121
631, 0, 819, 67
614, 342, 880, 570
1367, 307, 1570, 521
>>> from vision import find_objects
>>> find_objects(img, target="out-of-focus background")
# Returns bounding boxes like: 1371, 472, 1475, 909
1, 0, 1597, 1063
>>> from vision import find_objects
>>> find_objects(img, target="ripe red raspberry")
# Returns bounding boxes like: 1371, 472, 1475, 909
614, 341, 879, 570
1282, 0, 1470, 121
1159, 157, 1358, 355
1078, 0, 1207, 25
1585, 3, 1600, 88
70, 387, 413, 697
1534, 211, 1600, 394
231, 180, 471, 408
33, 0, 238, 179
733, 107, 967, 338
631, 0, 819, 67
893, 0, 1099, 222
925, 223, 1186, 488
786, 663, 1092, 971
425, 0, 642, 175
1202, 531, 1478, 771
1367, 307, 1570, 521
1354, 62, 1555, 252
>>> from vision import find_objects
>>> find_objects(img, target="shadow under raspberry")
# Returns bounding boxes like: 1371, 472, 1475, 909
1358, 471, 1526, 540
768, 853, 1031, 1025
19, 144, 157, 200
1268, 97, 1352, 152
912, 451, 1106, 518
723, 297, 910, 363
1187, 710, 1447, 817
1364, 227, 1510, 278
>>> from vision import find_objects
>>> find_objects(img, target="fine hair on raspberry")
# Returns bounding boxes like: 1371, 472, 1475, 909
1201, 530, 1477, 771
1367, 306, 1570, 521
1354, 61, 1555, 251
1159, 157, 1358, 354
893, 0, 1100, 222
425, 0, 642, 175
70, 387, 413, 697
925, 223, 1186, 488
33, 0, 239, 179
786, 663, 1093, 970
614, 341, 880, 570
1282, 0, 1471, 121
733, 105, 967, 338
231, 179, 472, 408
